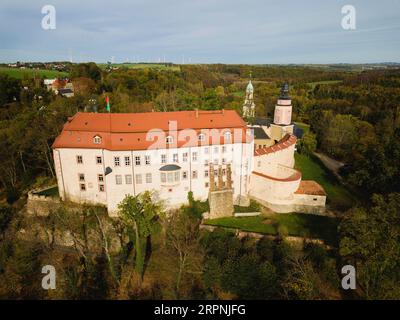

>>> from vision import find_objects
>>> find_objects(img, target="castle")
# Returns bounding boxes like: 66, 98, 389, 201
52, 81, 326, 217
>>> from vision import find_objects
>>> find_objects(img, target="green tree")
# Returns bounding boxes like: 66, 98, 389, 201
298, 132, 317, 156
339, 193, 400, 299
118, 192, 163, 279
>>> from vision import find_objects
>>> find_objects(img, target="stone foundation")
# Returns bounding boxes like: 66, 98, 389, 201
208, 189, 234, 219
27, 186, 62, 216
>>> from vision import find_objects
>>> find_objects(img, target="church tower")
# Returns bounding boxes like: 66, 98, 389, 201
270, 82, 294, 141
243, 76, 255, 118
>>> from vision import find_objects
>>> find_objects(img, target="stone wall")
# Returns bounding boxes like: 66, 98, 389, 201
208, 189, 234, 219
27, 187, 62, 216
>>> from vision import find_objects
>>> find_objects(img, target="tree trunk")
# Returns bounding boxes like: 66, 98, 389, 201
134, 221, 144, 279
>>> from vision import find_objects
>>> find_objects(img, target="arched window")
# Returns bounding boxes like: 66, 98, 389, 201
224, 131, 231, 141
166, 136, 173, 144
93, 135, 102, 144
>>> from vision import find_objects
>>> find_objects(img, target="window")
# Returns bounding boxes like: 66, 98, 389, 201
224, 131, 231, 141
222, 146, 227, 153
135, 174, 142, 184
135, 156, 141, 166
182, 171, 188, 180
161, 154, 167, 164
222, 169, 226, 176
114, 156, 120, 167
115, 175, 122, 185
166, 136, 173, 144
96, 156, 102, 164
192, 171, 198, 179
145, 155, 151, 165
257, 161, 261, 167
198, 133, 205, 142
99, 184, 105, 192
146, 173, 152, 183
161, 173, 166, 183
77, 155, 83, 164
182, 153, 188, 162
173, 154, 178, 163
174, 171, 180, 182
213, 159, 218, 165
124, 156, 131, 166
98, 174, 104, 182
204, 147, 209, 154
80, 183, 86, 191
205, 182, 209, 188
192, 152, 198, 162
204, 159, 209, 166
214, 146, 219, 154
167, 172, 174, 183
125, 174, 132, 184
78, 173, 85, 181
204, 170, 209, 177
93, 135, 102, 144
214, 169, 218, 176
222, 158, 226, 164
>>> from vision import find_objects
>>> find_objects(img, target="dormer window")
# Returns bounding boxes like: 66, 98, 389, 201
93, 135, 102, 144
198, 133, 205, 142
166, 136, 173, 144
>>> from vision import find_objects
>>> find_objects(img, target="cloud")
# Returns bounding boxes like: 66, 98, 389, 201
0, 0, 399, 63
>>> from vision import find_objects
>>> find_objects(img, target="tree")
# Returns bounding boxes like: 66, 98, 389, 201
298, 132, 317, 156
166, 210, 204, 298
118, 192, 163, 279
339, 193, 400, 299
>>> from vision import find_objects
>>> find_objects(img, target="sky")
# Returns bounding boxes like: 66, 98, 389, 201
0, 0, 399, 64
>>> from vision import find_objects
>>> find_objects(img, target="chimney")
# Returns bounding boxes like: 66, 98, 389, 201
195, 108, 199, 118
222, 109, 225, 114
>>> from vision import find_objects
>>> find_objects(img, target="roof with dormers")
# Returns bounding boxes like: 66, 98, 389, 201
52, 110, 251, 151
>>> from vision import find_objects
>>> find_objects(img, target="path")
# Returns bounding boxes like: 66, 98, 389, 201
313, 152, 345, 181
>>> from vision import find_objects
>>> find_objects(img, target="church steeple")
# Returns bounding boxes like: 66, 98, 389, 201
243, 73, 255, 118
279, 81, 290, 100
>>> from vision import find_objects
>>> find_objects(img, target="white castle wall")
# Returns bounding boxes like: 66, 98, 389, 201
54, 141, 253, 216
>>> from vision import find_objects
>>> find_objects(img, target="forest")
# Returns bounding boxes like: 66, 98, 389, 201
0, 62, 399, 299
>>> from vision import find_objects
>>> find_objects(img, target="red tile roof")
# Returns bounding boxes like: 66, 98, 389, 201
254, 134, 297, 157
52, 110, 251, 151
295, 180, 326, 196
252, 169, 301, 182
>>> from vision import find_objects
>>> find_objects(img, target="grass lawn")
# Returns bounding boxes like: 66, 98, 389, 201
204, 213, 338, 246
294, 121, 310, 134
0, 67, 68, 79
295, 153, 354, 209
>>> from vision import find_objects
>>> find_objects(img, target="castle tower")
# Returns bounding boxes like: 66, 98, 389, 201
243, 76, 255, 118
270, 82, 294, 141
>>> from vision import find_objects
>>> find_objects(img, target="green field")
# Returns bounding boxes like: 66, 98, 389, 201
98, 63, 181, 71
204, 213, 338, 246
307, 80, 343, 89
294, 121, 310, 134
295, 153, 354, 209
0, 67, 68, 79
